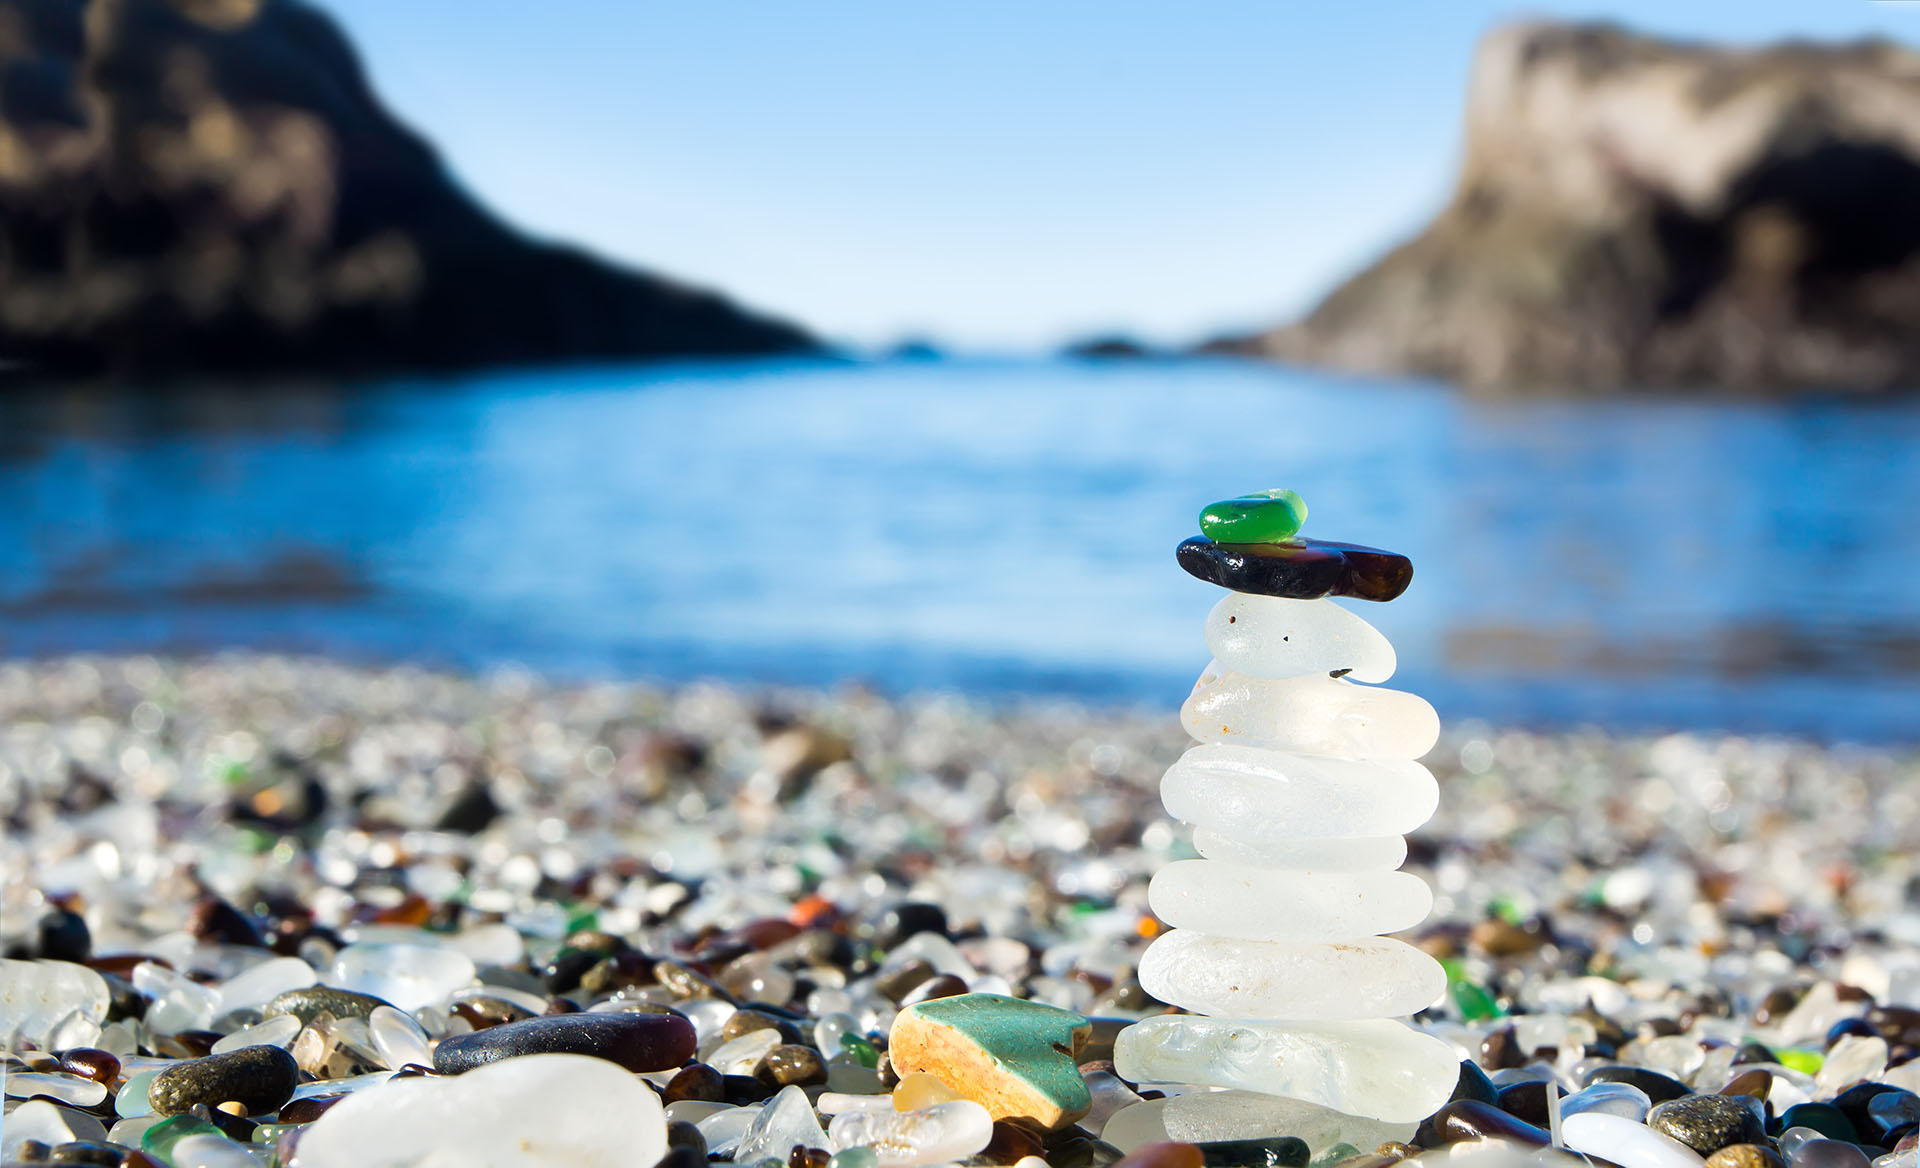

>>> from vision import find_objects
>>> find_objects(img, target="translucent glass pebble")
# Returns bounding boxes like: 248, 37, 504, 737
827, 1100, 995, 1168
1160, 747, 1439, 841
1191, 829, 1407, 873
1147, 861, 1432, 942
368, 1004, 434, 1069
0, 959, 110, 1048
210, 1013, 303, 1055
3, 1071, 109, 1107
735, 1084, 831, 1164
170, 1132, 267, 1168
1181, 667, 1439, 759
1136, 931, 1446, 1020
1099, 1090, 1415, 1155
326, 943, 476, 1013
215, 957, 318, 1014
1114, 1015, 1456, 1123
1203, 594, 1396, 683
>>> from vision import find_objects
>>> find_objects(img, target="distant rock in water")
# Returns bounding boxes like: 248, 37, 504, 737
1063, 335, 1159, 360
1214, 22, 1920, 393
0, 0, 818, 374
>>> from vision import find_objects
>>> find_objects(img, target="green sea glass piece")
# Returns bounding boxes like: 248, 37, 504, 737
142, 1113, 225, 1161
1199, 489, 1307, 544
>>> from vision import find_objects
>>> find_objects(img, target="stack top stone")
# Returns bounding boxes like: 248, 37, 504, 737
1180, 490, 1412, 603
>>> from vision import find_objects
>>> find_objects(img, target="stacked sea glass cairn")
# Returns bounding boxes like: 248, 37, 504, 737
1115, 490, 1458, 1124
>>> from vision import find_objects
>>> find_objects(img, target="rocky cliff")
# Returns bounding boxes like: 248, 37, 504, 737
0, 0, 816, 375
1219, 22, 1920, 393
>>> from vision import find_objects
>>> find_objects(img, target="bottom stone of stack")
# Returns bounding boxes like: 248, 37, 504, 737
1112, 1015, 1459, 1124
1136, 930, 1447, 1020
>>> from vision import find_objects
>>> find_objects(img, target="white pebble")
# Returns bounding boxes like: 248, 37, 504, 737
1205, 594, 1396, 683
368, 1004, 435, 1070
1114, 1015, 1457, 1123
1561, 1111, 1706, 1168
297, 1053, 665, 1168
1147, 861, 1433, 941
169, 1132, 266, 1168
327, 943, 476, 1013
1181, 667, 1438, 759
1161, 746, 1439, 841
1192, 830, 1407, 873
210, 1013, 303, 1055
215, 956, 317, 1013
0, 959, 110, 1048
827, 1100, 994, 1168
1137, 930, 1446, 1020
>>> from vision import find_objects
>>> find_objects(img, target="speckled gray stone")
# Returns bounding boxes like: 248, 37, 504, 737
1648, 1094, 1767, 1156
262, 986, 393, 1025
148, 1044, 299, 1117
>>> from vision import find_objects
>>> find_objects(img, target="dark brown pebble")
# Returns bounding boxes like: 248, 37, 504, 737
1478, 1026, 1521, 1071
654, 960, 734, 1004
45, 1142, 120, 1166
667, 1120, 708, 1155
759, 1044, 827, 1088
1375, 1143, 1419, 1161
13, 1138, 53, 1162
187, 896, 268, 948
56, 1049, 119, 1085
1496, 1081, 1563, 1129
1110, 1144, 1205, 1168
450, 995, 537, 1031
724, 1073, 774, 1105
148, 1045, 299, 1117
984, 1119, 1046, 1163
432, 1012, 696, 1074
1720, 1069, 1772, 1102
721, 1008, 803, 1045
1417, 1100, 1549, 1147
899, 974, 970, 1007
791, 1147, 832, 1168
874, 959, 938, 1003
662, 1062, 726, 1104
278, 1094, 348, 1124
579, 952, 656, 995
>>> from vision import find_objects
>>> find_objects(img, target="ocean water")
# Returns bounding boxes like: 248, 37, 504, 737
1, 357, 1916, 741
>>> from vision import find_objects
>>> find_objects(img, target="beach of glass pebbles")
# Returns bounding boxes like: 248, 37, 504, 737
5, 654, 1920, 1168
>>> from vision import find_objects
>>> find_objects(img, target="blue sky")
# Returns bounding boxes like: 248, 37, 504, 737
316, 2, 1920, 352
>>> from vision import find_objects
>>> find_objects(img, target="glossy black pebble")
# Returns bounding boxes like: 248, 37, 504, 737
1175, 537, 1412, 602
1194, 1136, 1311, 1168
432, 1011, 697, 1074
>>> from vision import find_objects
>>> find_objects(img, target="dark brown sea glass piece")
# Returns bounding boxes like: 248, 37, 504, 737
1175, 536, 1412, 602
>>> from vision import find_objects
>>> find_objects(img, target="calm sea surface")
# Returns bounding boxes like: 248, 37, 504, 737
2, 357, 1916, 741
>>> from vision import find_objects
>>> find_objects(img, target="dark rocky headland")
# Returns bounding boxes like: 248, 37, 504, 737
1214, 22, 1920, 394
0, 0, 817, 375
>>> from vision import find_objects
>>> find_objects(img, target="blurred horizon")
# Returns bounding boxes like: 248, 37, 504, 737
317, 1, 1920, 354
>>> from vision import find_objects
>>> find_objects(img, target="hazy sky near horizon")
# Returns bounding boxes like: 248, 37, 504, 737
317, 2, 1920, 352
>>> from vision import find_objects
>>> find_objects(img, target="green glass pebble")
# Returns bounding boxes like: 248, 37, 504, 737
1777, 1049, 1825, 1076
831, 1149, 879, 1168
142, 1113, 225, 1160
1199, 489, 1308, 544
840, 1034, 879, 1068
1778, 1102, 1856, 1143
1449, 979, 1504, 1022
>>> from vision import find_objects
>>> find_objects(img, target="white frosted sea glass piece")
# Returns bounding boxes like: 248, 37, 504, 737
1191, 829, 1407, 873
1181, 667, 1439, 759
0, 959, 111, 1048
1561, 1112, 1706, 1168
827, 1100, 995, 1167
1204, 594, 1395, 683
1161, 746, 1438, 841
296, 1053, 665, 1168
1101, 1090, 1415, 1156
1114, 1015, 1458, 1123
1147, 860, 1433, 942
1136, 930, 1446, 1020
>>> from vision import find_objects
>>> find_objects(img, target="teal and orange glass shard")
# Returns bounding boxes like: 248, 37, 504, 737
1198, 488, 1308, 544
